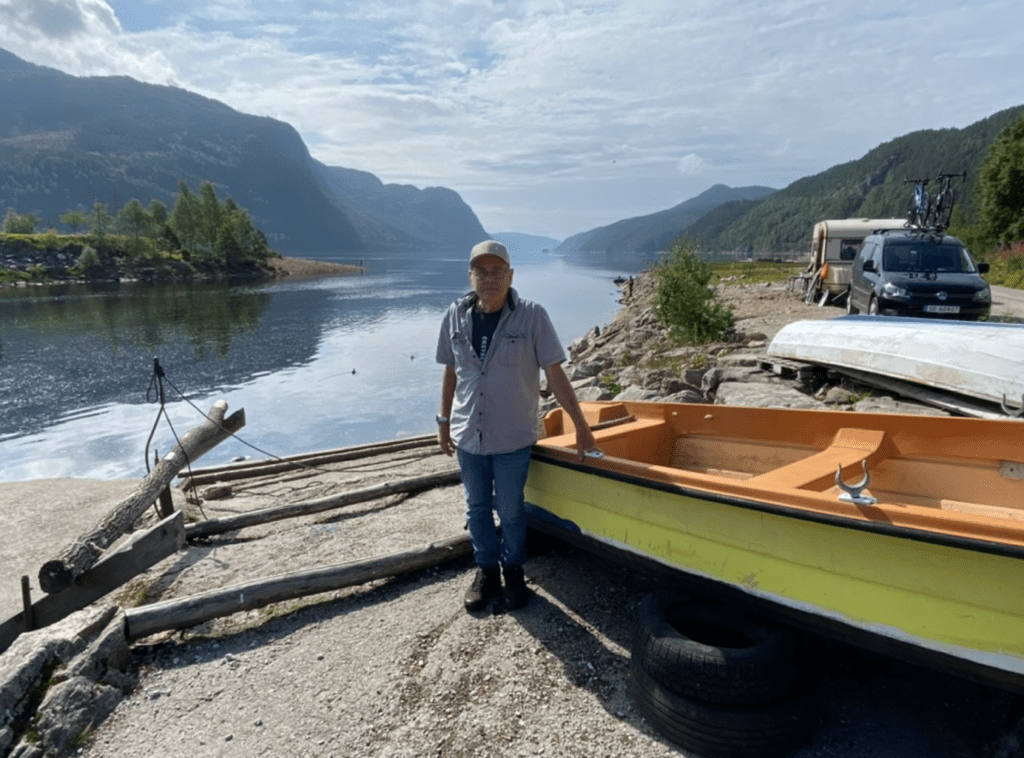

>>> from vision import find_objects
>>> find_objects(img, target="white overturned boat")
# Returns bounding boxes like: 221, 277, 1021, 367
767, 315, 1024, 412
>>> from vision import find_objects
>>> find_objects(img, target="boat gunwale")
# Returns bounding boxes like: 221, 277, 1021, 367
529, 447, 1024, 562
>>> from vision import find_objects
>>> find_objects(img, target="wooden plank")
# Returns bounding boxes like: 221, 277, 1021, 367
180, 435, 438, 485
185, 469, 461, 539
0, 511, 185, 654
124, 533, 472, 640
835, 367, 1013, 420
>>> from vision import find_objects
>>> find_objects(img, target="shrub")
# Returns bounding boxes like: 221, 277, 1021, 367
75, 246, 104, 278
652, 239, 734, 344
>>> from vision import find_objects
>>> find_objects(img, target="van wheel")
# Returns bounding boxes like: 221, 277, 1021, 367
846, 291, 859, 315
633, 592, 800, 705
867, 296, 880, 315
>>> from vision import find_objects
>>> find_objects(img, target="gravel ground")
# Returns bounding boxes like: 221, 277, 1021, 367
7, 278, 1024, 757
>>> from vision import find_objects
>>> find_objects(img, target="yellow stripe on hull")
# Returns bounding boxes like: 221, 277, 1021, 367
526, 459, 1024, 677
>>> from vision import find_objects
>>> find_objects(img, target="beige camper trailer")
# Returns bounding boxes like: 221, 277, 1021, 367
803, 218, 906, 304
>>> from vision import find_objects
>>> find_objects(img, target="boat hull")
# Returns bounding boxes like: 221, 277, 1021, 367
767, 315, 1024, 408
526, 400, 1024, 691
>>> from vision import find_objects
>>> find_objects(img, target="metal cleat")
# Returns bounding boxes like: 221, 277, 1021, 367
836, 460, 878, 505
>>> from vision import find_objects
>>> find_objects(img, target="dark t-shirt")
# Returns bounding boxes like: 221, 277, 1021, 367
472, 307, 502, 359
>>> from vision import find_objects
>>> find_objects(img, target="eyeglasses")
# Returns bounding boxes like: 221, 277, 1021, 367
470, 266, 510, 280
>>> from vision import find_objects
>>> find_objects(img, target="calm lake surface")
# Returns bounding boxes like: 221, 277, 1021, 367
0, 248, 653, 482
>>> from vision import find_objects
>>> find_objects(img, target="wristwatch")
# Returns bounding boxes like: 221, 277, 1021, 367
435, 414, 450, 424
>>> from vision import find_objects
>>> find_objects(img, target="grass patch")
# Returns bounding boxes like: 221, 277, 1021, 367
709, 260, 803, 285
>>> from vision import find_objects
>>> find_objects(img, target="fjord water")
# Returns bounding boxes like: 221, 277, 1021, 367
0, 249, 649, 482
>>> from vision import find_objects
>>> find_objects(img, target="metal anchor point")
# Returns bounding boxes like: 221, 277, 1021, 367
836, 460, 878, 505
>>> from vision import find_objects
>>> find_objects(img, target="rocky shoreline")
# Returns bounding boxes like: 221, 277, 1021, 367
556, 270, 948, 418
0, 244, 362, 287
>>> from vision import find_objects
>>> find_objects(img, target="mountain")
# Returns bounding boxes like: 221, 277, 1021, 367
556, 184, 776, 254
685, 105, 1024, 254
490, 232, 561, 256
0, 48, 486, 254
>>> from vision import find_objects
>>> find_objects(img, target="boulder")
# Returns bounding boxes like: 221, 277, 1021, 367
613, 386, 662, 402
714, 382, 825, 410
853, 396, 950, 417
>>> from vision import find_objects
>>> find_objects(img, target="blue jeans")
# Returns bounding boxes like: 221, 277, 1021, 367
457, 447, 532, 569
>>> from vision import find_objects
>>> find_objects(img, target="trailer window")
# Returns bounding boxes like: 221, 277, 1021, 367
839, 240, 859, 260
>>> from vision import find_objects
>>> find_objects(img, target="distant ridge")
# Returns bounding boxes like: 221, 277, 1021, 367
556, 184, 776, 254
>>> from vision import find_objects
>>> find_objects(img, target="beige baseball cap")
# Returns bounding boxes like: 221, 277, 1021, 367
469, 240, 510, 266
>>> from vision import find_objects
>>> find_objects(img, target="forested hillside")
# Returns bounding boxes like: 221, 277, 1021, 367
685, 106, 1024, 253
0, 48, 486, 254
557, 184, 775, 254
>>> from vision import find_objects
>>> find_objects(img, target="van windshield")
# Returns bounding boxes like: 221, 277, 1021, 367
882, 242, 976, 273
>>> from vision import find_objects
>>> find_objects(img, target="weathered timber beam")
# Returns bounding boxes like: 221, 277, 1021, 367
834, 367, 1014, 420
185, 469, 460, 539
124, 533, 472, 640
180, 435, 438, 487
38, 401, 244, 595
0, 512, 184, 654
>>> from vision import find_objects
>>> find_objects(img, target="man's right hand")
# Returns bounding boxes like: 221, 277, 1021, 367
437, 423, 455, 456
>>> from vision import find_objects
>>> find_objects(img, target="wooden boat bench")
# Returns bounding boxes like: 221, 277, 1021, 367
744, 428, 889, 492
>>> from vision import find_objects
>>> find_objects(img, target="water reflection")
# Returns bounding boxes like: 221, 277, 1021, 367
0, 250, 644, 481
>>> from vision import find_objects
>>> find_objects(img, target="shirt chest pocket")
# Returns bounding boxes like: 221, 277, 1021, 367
496, 331, 530, 367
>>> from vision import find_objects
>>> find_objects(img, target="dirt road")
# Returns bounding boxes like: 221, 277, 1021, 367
991, 284, 1024, 321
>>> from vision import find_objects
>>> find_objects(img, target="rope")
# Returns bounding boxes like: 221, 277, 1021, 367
146, 358, 437, 485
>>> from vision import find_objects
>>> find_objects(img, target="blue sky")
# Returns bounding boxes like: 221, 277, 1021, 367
1, 0, 1021, 240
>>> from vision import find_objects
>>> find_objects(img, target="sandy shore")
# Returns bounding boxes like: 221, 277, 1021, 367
267, 256, 364, 278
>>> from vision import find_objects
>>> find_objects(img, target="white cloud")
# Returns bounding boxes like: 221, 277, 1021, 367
677, 154, 705, 176
1, 0, 1021, 238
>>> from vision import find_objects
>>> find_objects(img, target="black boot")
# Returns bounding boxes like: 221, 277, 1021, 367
464, 567, 501, 611
502, 565, 529, 610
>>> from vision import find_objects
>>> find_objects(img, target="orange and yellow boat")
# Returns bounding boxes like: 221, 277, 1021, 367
525, 400, 1024, 691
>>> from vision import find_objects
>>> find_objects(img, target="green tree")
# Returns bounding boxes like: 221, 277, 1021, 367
90, 202, 112, 240
117, 198, 152, 255
3, 209, 39, 234
977, 112, 1024, 245
148, 198, 169, 230
198, 181, 224, 256
170, 181, 203, 256
652, 239, 734, 344
60, 209, 90, 233
215, 200, 271, 266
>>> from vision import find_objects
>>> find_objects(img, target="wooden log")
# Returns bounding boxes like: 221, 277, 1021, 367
185, 469, 461, 539
834, 367, 1012, 420
180, 435, 438, 487
0, 512, 185, 654
38, 401, 244, 595
124, 533, 472, 640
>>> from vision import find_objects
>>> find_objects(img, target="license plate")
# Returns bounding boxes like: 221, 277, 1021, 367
924, 305, 960, 314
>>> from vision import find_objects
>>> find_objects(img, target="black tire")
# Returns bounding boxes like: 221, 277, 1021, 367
633, 592, 800, 705
630, 655, 817, 758
935, 189, 955, 227
846, 289, 859, 315
867, 295, 880, 316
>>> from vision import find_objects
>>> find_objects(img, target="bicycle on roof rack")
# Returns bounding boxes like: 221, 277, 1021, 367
930, 170, 967, 229
904, 171, 967, 231
904, 177, 932, 228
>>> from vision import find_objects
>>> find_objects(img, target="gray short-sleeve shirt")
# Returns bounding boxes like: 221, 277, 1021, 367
436, 288, 566, 455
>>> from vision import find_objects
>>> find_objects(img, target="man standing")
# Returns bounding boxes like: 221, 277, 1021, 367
436, 240, 599, 612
